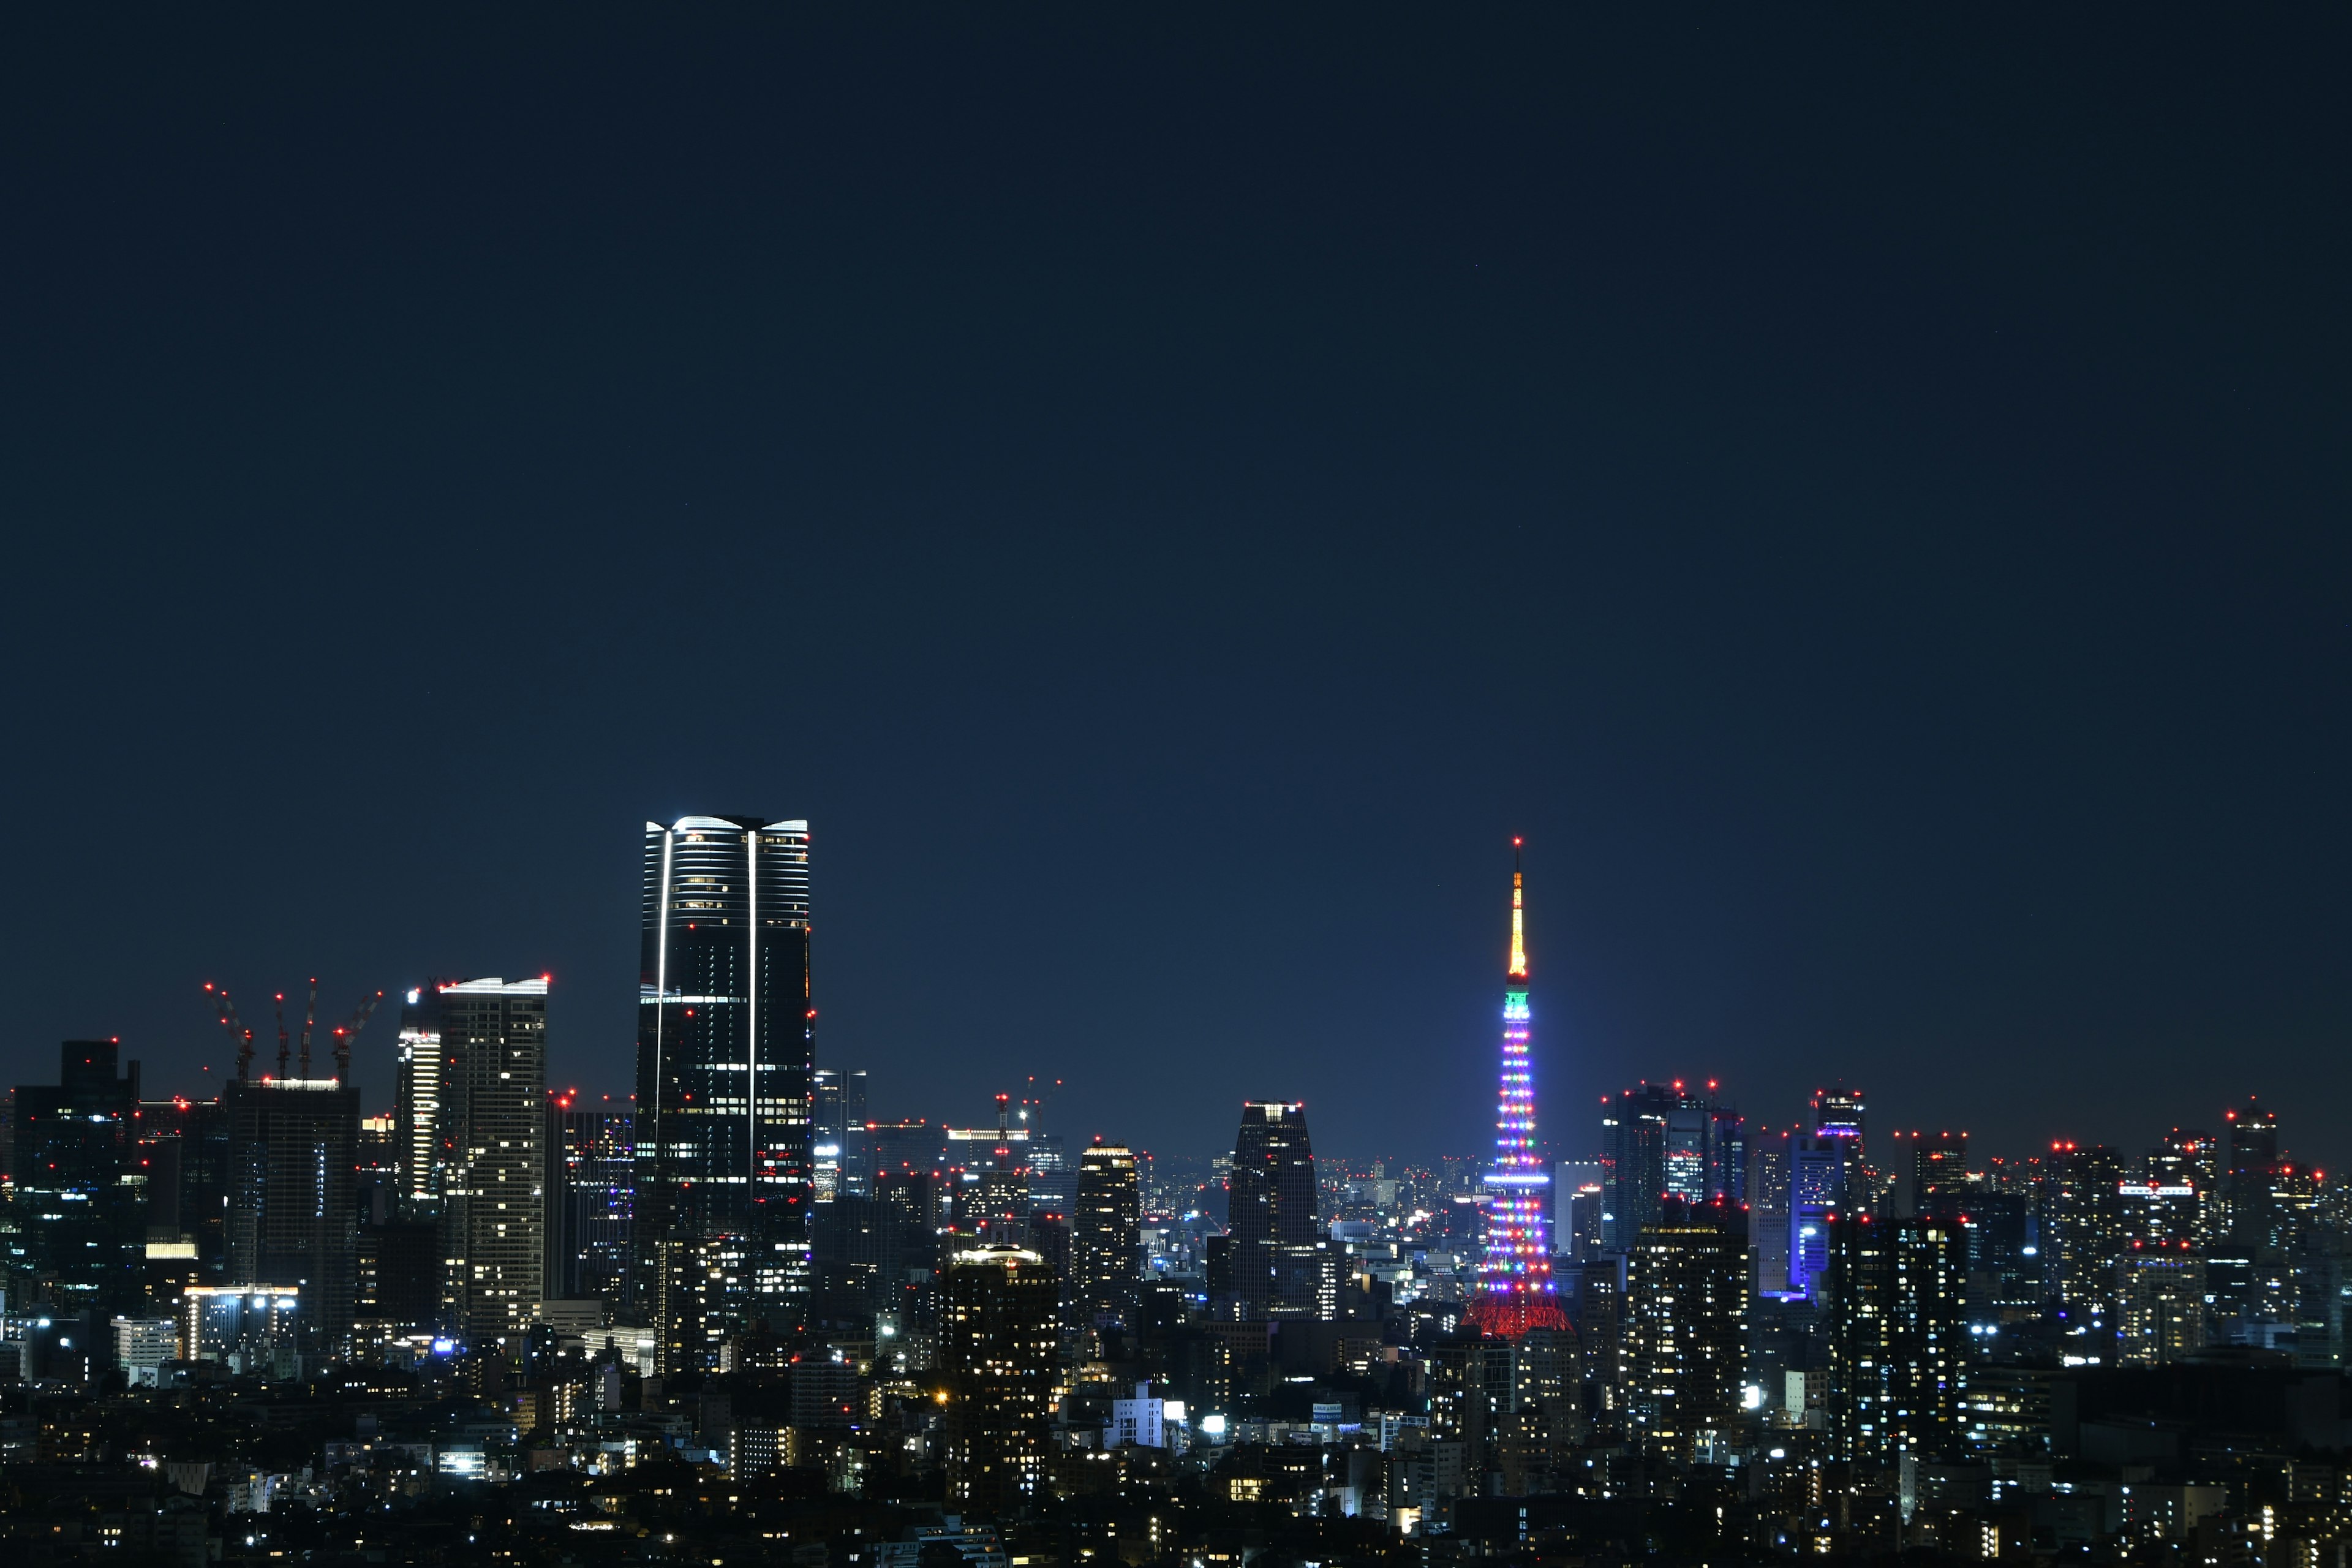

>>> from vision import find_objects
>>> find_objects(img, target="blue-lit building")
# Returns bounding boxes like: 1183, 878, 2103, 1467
9, 1041, 146, 1317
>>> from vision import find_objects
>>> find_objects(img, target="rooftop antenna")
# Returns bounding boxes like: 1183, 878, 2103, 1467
273, 993, 290, 1078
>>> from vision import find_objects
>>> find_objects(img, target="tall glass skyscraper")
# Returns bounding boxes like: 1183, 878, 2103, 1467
1221, 1101, 1321, 1321
635, 815, 813, 1364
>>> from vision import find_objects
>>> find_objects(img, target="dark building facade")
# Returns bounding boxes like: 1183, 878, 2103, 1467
546, 1100, 635, 1308
941, 1245, 1060, 1513
1223, 1100, 1320, 1321
224, 1076, 361, 1349
1600, 1082, 1744, 1255
1827, 1213, 1965, 1469
1623, 1199, 1748, 1460
11, 1041, 146, 1315
1072, 1138, 1140, 1330
635, 815, 815, 1368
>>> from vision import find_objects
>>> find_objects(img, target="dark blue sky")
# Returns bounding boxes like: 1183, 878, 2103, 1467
3, 11, 2345, 1170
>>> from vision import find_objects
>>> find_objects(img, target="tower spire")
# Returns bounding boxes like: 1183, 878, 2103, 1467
1509, 835, 1527, 980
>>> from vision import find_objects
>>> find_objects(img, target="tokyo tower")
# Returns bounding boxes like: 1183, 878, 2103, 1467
1464, 838, 1570, 1338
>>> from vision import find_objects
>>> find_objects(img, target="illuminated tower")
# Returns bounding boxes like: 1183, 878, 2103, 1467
1468, 840, 1569, 1338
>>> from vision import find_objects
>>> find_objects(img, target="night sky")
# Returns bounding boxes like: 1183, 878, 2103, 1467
4, 12, 2345, 1172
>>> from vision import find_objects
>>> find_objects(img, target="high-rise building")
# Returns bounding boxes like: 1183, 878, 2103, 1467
812, 1067, 869, 1202
941, 1245, 1060, 1513
1073, 1138, 1140, 1330
1814, 1085, 1866, 1146
395, 992, 450, 1220
418, 977, 549, 1353
1911, 1131, 1969, 1208
2115, 1245, 2207, 1366
2224, 1100, 2284, 1254
1623, 1199, 1747, 1460
2041, 1142, 2127, 1322
1468, 844, 1567, 1339
1223, 1101, 1319, 1321
2152, 1128, 2222, 1249
1787, 1134, 1848, 1299
139, 1093, 231, 1283
546, 1097, 635, 1307
224, 1074, 360, 1350
12, 1042, 146, 1316
1601, 1079, 1744, 1254
635, 815, 815, 1367
1828, 1214, 1964, 1469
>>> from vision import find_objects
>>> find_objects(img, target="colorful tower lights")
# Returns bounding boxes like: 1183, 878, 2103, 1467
1465, 838, 1569, 1339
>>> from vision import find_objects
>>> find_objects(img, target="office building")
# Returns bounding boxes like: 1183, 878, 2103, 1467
11, 1041, 146, 1315
1223, 1100, 1319, 1320
1828, 1214, 1964, 1469
1788, 1134, 1847, 1299
1911, 1131, 1969, 1208
546, 1098, 635, 1307
2224, 1101, 2284, 1253
812, 1067, 869, 1202
2120, 1175, 2198, 1248
636, 815, 815, 1367
868, 1118, 938, 1183
1623, 1199, 1747, 1460
224, 1073, 361, 1349
942, 1245, 1060, 1513
1467, 846, 1569, 1338
1073, 1137, 1140, 1330
139, 1093, 231, 1281
1026, 1131, 1076, 1217
2116, 1245, 2207, 1365
404, 977, 550, 1353
2041, 1142, 2127, 1318
1601, 1079, 1744, 1254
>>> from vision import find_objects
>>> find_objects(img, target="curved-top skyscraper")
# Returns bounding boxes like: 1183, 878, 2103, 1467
635, 814, 813, 1366
1466, 839, 1569, 1338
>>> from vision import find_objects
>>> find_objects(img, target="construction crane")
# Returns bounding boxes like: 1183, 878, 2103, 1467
210, 977, 387, 1084
297, 978, 318, 1077
204, 982, 257, 1081
331, 990, 385, 1081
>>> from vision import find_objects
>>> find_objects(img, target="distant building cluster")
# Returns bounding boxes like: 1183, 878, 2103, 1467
1, 829, 2350, 1564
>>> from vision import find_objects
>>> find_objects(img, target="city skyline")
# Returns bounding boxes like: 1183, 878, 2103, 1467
30, 823, 2338, 1182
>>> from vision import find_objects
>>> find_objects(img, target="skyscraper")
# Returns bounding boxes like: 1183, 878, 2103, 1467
1073, 1137, 1141, 1330
12, 1041, 146, 1316
1828, 1213, 1964, 1469
420, 977, 549, 1352
395, 992, 450, 1221
1222, 1101, 1319, 1320
812, 1066, 869, 1202
941, 1244, 1060, 1513
1600, 1079, 1743, 1254
1624, 1199, 1747, 1460
635, 815, 814, 1366
1468, 843, 1567, 1338
224, 1072, 360, 1351
546, 1096, 635, 1308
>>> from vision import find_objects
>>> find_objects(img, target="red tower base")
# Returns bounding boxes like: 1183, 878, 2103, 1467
1464, 1292, 1572, 1339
